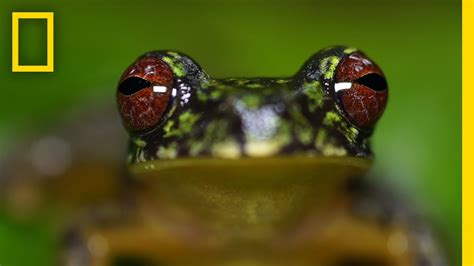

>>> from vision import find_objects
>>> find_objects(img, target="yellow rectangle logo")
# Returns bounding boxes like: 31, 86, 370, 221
12, 12, 54, 72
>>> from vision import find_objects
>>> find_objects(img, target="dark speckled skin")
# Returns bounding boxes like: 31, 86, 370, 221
120, 47, 379, 164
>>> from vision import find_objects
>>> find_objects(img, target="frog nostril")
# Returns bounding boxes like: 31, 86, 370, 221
355, 73, 387, 92
118, 77, 151, 95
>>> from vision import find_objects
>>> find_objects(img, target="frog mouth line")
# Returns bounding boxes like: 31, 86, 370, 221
130, 155, 372, 176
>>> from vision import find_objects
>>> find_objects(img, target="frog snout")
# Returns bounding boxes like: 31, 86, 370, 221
232, 100, 286, 142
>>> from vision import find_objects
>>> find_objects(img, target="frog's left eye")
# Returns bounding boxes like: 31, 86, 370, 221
117, 55, 174, 133
334, 53, 388, 128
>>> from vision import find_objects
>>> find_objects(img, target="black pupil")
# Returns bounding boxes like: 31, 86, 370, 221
355, 73, 387, 92
118, 77, 151, 95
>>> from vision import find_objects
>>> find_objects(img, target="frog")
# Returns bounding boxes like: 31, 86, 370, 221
0, 46, 445, 266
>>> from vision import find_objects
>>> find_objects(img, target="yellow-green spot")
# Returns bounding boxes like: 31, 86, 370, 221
211, 139, 241, 159
315, 130, 327, 149
137, 149, 146, 162
179, 111, 199, 128
163, 111, 200, 138
166, 51, 182, 58
344, 47, 357, 54
325, 56, 340, 79
162, 56, 186, 77
241, 94, 261, 109
303, 81, 326, 111
323, 111, 342, 126
245, 140, 281, 157
236, 79, 249, 86
133, 137, 147, 148
298, 129, 312, 145
163, 120, 175, 136
210, 89, 223, 100
346, 126, 359, 143
173, 63, 186, 77
246, 83, 263, 89
162, 56, 173, 65
276, 79, 290, 84
133, 145, 146, 163
188, 140, 205, 156
321, 143, 347, 156
320, 56, 340, 79
157, 143, 178, 159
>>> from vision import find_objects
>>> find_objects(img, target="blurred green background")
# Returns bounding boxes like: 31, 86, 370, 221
0, 0, 460, 265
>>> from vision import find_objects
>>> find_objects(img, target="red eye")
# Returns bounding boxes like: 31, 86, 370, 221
334, 53, 388, 128
117, 55, 173, 132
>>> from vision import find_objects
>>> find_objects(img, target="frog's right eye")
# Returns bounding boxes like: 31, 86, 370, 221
116, 55, 174, 133
334, 52, 388, 128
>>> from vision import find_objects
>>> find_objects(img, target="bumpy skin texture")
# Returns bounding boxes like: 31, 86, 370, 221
119, 47, 381, 164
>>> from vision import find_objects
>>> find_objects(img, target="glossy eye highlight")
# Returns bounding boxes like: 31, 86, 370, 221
334, 53, 388, 128
117, 55, 174, 132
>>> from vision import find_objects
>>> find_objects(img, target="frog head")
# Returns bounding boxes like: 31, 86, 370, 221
116, 46, 387, 170
115, 46, 388, 232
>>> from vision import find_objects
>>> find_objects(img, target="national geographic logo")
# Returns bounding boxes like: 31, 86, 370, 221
12, 12, 54, 72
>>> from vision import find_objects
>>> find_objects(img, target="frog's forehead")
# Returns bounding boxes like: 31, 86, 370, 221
150, 47, 358, 86
197, 78, 295, 102
126, 47, 373, 165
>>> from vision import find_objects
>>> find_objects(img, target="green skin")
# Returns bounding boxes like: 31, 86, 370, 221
127, 46, 370, 169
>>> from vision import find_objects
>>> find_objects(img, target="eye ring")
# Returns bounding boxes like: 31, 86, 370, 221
334, 53, 388, 128
116, 55, 174, 133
